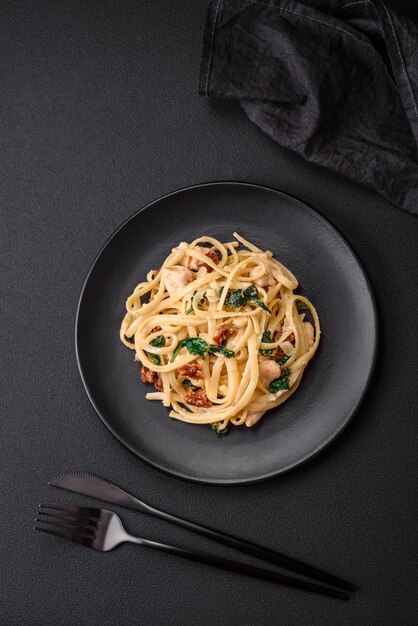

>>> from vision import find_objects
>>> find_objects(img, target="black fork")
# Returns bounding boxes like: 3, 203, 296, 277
35, 505, 350, 601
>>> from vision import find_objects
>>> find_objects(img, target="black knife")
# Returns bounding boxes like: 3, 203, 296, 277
50, 472, 354, 592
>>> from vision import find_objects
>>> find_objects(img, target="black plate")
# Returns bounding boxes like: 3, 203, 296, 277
76, 182, 377, 484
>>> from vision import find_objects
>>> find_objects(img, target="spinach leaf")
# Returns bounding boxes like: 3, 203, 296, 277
150, 335, 165, 348
184, 337, 208, 356
277, 355, 289, 366
211, 424, 229, 436
209, 345, 235, 358
182, 379, 200, 390
268, 368, 291, 393
259, 330, 274, 356
225, 289, 246, 308
243, 285, 272, 313
146, 352, 161, 365
219, 284, 271, 313
170, 337, 208, 362
243, 285, 258, 300
170, 341, 184, 362
220, 286, 246, 308
186, 291, 207, 315
257, 301, 271, 313
185, 291, 197, 315
296, 300, 308, 312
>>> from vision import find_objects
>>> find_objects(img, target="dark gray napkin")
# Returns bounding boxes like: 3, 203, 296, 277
199, 0, 418, 214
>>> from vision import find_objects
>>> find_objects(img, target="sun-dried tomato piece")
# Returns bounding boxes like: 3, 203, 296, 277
153, 374, 163, 391
177, 362, 203, 379
140, 366, 163, 391
213, 324, 236, 346
184, 388, 211, 407
141, 366, 157, 384
190, 249, 220, 273
205, 249, 220, 267
273, 329, 295, 357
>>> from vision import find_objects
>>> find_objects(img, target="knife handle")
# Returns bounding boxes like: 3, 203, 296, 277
144, 505, 354, 592
136, 537, 349, 600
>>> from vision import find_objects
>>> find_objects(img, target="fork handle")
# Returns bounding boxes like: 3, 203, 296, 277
132, 536, 349, 600
145, 505, 354, 592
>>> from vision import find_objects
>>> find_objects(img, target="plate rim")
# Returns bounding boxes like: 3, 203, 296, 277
75, 181, 378, 485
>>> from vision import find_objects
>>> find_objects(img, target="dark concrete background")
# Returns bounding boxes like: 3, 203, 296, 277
1, 1, 417, 624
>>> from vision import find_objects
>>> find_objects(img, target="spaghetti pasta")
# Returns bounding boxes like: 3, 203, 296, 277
120, 233, 320, 431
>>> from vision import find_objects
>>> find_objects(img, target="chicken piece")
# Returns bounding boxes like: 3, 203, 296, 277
161, 266, 193, 297
183, 388, 211, 407
245, 411, 266, 427
258, 360, 282, 388
177, 362, 203, 380
188, 246, 205, 270
189, 247, 219, 272
249, 266, 275, 287
175, 243, 190, 268
304, 321, 314, 347
213, 324, 237, 346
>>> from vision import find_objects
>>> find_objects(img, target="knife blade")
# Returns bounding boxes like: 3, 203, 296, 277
49, 472, 153, 514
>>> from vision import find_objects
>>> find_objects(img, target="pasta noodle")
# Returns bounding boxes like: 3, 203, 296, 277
120, 233, 320, 432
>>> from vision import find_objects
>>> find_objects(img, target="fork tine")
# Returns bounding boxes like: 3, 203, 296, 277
34, 526, 95, 548
37, 508, 78, 522
39, 504, 101, 518
37, 509, 97, 528
35, 517, 96, 536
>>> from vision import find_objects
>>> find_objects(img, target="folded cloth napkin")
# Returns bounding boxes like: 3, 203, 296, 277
199, 0, 418, 214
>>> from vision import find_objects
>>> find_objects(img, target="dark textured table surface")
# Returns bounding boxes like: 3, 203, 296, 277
1, 1, 418, 624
